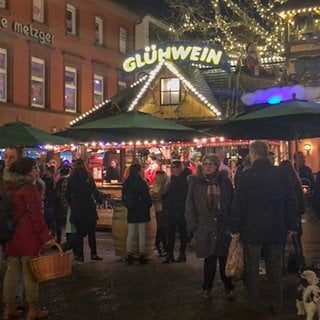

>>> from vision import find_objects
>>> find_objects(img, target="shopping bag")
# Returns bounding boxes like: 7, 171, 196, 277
225, 237, 244, 280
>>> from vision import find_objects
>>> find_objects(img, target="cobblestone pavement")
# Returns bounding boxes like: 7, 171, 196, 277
1, 209, 320, 320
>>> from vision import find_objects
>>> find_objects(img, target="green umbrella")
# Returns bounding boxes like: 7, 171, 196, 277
217, 99, 320, 141
56, 111, 203, 142
0, 121, 73, 147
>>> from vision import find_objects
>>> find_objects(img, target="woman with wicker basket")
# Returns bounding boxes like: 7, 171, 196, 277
2, 157, 55, 320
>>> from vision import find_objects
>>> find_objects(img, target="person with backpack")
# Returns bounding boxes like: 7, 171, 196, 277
0, 147, 24, 308
2, 157, 55, 320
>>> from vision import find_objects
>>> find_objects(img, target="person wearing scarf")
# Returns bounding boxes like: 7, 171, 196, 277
185, 153, 235, 300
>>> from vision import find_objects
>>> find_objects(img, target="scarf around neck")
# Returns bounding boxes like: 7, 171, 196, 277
205, 173, 221, 210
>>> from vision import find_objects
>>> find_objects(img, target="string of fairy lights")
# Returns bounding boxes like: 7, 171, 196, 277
168, 0, 290, 59
68, 0, 320, 149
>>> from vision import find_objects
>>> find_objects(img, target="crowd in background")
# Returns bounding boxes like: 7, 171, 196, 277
1, 142, 320, 319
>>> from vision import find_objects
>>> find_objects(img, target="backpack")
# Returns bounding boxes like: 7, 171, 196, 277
0, 184, 27, 244
0, 192, 14, 243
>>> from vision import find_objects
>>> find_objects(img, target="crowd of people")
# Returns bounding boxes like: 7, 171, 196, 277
0, 141, 318, 319
0, 148, 104, 319
121, 141, 317, 317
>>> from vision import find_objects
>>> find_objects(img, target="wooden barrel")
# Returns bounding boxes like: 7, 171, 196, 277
112, 200, 156, 258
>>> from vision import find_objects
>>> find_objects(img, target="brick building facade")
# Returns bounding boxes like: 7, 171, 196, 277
0, 0, 139, 132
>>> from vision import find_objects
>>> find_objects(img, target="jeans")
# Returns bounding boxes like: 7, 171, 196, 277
3, 256, 39, 304
126, 222, 147, 254
243, 243, 283, 308
202, 255, 234, 292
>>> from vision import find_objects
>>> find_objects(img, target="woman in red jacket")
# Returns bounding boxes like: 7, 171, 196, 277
2, 157, 54, 320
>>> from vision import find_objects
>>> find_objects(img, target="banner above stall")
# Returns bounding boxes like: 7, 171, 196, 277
122, 41, 230, 74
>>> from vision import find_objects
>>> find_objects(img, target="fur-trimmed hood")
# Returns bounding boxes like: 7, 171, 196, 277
3, 169, 35, 189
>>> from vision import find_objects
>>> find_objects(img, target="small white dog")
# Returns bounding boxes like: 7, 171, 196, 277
296, 270, 320, 320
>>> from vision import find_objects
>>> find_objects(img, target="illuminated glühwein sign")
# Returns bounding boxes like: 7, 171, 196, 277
122, 41, 230, 73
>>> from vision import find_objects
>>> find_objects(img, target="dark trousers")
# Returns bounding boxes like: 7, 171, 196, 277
155, 211, 167, 252
244, 243, 283, 308
166, 221, 187, 257
72, 225, 97, 258
202, 255, 234, 292
54, 216, 65, 244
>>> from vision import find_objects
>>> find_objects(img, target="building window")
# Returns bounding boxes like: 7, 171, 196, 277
31, 57, 45, 108
0, 0, 6, 9
95, 17, 103, 45
117, 80, 126, 92
160, 78, 180, 105
93, 74, 104, 105
119, 27, 127, 53
64, 66, 77, 112
0, 48, 7, 102
66, 4, 76, 35
33, 0, 44, 23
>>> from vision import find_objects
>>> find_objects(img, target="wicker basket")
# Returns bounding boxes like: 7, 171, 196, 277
28, 242, 72, 282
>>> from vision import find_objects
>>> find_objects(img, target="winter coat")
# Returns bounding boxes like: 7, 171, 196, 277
231, 158, 299, 245
53, 175, 68, 220
163, 168, 191, 224
122, 174, 152, 223
66, 171, 100, 229
3, 173, 53, 256
185, 169, 233, 258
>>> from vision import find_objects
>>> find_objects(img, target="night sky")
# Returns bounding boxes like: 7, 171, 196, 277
116, 0, 170, 18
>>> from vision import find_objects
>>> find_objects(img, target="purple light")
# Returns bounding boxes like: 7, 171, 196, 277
241, 85, 320, 106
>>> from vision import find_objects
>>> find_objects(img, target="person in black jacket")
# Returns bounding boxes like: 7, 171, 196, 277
279, 160, 306, 272
231, 141, 299, 316
65, 159, 103, 263
122, 164, 152, 265
163, 160, 192, 263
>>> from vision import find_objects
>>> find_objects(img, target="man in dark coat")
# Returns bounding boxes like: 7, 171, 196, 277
230, 140, 299, 316
163, 160, 191, 263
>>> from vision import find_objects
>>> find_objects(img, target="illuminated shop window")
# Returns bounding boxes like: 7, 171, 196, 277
66, 4, 76, 35
64, 66, 77, 113
160, 78, 180, 105
33, 0, 44, 23
93, 74, 103, 105
95, 17, 103, 45
119, 27, 127, 53
117, 80, 126, 92
0, 0, 5, 8
31, 57, 45, 108
0, 48, 7, 102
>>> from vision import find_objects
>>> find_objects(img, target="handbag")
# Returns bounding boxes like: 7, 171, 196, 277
225, 237, 244, 280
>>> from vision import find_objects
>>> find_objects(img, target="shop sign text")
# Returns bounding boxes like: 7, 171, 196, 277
0, 17, 54, 44
122, 41, 230, 73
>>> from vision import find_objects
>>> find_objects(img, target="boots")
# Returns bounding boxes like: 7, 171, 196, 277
26, 304, 49, 320
2, 303, 23, 320
176, 251, 186, 262
139, 254, 148, 265
126, 252, 135, 265
163, 253, 174, 264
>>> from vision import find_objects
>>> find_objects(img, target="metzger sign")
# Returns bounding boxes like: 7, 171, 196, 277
0, 17, 54, 44
122, 41, 230, 73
